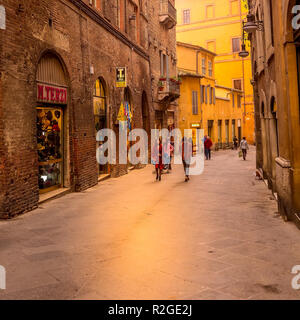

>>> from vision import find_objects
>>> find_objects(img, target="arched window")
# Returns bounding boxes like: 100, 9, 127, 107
94, 78, 106, 132
94, 78, 108, 175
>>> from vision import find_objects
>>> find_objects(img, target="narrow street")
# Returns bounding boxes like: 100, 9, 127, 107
0, 147, 300, 300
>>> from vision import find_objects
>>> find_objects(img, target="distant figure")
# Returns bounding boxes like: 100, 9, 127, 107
163, 138, 174, 172
153, 138, 163, 181
233, 136, 238, 150
240, 137, 249, 160
181, 137, 193, 182
204, 136, 213, 160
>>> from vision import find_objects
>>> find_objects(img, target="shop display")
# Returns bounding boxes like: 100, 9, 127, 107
37, 107, 63, 191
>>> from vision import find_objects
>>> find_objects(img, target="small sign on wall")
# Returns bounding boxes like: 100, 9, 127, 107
116, 67, 127, 88
37, 83, 68, 104
0, 6, 6, 30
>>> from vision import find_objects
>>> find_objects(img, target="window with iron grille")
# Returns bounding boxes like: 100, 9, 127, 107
192, 91, 198, 115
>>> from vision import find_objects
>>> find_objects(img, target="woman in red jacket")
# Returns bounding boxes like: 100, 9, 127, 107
152, 138, 163, 181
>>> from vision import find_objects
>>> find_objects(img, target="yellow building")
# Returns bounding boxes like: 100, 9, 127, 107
176, 0, 255, 144
177, 42, 244, 148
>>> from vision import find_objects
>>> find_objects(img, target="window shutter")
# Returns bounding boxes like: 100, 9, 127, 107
192, 91, 198, 115
205, 86, 208, 104
213, 87, 216, 104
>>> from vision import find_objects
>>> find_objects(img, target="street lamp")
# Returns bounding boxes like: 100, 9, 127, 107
238, 13, 264, 58
239, 43, 249, 58
243, 14, 264, 33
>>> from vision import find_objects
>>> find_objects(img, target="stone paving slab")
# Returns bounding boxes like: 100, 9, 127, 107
0, 147, 300, 300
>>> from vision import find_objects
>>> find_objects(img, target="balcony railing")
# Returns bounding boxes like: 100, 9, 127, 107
159, 0, 177, 29
158, 78, 180, 102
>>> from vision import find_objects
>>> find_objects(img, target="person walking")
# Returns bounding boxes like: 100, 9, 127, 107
233, 136, 238, 150
152, 138, 163, 181
240, 137, 249, 161
163, 137, 174, 173
181, 137, 193, 182
204, 136, 213, 160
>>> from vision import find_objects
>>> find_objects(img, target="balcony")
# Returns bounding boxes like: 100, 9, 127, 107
159, 0, 177, 29
158, 78, 180, 103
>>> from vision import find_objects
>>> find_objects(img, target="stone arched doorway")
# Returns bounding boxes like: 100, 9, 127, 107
36, 52, 69, 194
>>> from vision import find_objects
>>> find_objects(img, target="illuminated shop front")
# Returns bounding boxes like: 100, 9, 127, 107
36, 53, 68, 194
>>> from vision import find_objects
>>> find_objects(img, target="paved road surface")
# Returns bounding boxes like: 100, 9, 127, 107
1, 147, 300, 299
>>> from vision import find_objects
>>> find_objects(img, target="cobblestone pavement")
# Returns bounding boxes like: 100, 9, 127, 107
0, 147, 300, 300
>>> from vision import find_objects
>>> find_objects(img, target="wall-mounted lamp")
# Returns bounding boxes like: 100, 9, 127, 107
243, 14, 264, 33
239, 43, 249, 58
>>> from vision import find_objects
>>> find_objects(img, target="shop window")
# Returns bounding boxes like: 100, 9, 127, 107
36, 53, 67, 194
37, 107, 63, 192
94, 78, 106, 132
94, 78, 108, 175
225, 120, 229, 144
218, 120, 222, 144
208, 120, 214, 139
232, 37, 241, 53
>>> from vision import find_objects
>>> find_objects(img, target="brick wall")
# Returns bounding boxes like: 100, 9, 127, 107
0, 0, 178, 218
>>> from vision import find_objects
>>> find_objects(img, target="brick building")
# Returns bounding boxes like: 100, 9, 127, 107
0, 0, 179, 218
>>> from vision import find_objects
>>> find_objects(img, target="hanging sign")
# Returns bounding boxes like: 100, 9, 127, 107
116, 67, 127, 88
117, 102, 126, 122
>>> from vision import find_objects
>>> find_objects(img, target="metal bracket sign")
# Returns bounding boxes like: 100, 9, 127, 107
0, 6, 6, 30
116, 67, 127, 88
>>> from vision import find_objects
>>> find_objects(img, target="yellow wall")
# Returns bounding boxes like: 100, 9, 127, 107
177, 44, 245, 148
176, 0, 255, 143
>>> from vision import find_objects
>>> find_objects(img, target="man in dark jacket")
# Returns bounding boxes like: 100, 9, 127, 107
204, 136, 213, 160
